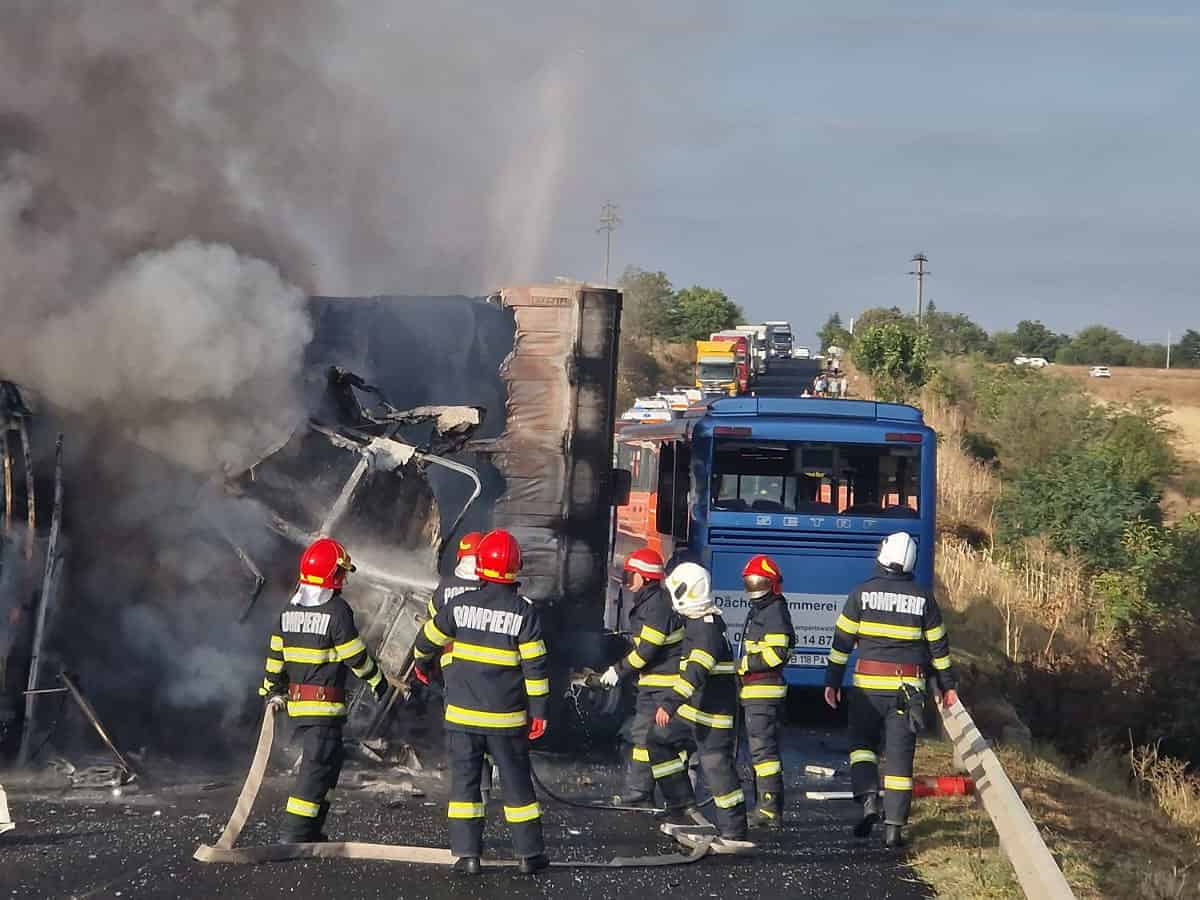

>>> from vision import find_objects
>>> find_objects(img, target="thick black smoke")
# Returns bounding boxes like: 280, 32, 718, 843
0, 0, 624, 755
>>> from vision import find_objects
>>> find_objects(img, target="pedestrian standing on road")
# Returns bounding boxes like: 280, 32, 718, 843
823, 532, 959, 849
411, 529, 551, 877
737, 555, 796, 828
598, 547, 688, 807
259, 537, 389, 843
652, 562, 753, 851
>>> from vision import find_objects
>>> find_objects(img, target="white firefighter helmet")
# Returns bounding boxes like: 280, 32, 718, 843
665, 562, 717, 619
878, 532, 917, 574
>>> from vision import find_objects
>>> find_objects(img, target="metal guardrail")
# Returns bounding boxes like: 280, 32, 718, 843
938, 699, 1076, 900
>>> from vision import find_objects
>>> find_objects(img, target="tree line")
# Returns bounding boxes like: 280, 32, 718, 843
618, 267, 745, 343
819, 306, 1200, 369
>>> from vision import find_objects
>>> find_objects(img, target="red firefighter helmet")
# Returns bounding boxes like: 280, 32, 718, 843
457, 531, 484, 561
475, 529, 522, 584
624, 547, 665, 582
742, 554, 782, 599
299, 537, 356, 589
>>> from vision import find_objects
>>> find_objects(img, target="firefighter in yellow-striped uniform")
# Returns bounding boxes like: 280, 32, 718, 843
597, 547, 687, 806
737, 555, 796, 828
653, 563, 752, 849
411, 529, 551, 877
824, 532, 959, 849
259, 538, 388, 843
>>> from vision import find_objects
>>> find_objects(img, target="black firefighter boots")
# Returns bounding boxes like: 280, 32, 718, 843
518, 853, 551, 875
453, 856, 482, 876
852, 792, 882, 838
883, 824, 907, 850
747, 792, 784, 829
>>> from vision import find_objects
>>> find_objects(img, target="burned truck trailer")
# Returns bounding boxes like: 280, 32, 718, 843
236, 284, 625, 733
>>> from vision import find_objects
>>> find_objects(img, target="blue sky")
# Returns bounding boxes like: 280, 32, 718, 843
530, 2, 1199, 346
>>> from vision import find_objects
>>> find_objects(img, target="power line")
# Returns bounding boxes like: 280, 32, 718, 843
907, 253, 929, 325
597, 202, 622, 285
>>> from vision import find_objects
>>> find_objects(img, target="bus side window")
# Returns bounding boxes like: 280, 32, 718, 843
612, 468, 632, 507
655, 442, 676, 536
655, 441, 692, 540
673, 443, 692, 541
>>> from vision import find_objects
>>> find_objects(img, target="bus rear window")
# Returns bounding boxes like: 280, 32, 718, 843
711, 439, 920, 517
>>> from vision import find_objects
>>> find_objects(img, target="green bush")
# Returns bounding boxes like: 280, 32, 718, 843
971, 365, 1095, 471
1092, 403, 1176, 492
852, 323, 933, 402
1177, 468, 1200, 500
995, 447, 1160, 571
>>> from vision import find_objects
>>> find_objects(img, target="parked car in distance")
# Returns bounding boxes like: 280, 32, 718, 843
1014, 356, 1050, 368
1089, 366, 1112, 378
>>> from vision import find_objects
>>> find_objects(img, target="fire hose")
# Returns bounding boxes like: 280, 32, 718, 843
193, 706, 711, 868
534, 602, 758, 816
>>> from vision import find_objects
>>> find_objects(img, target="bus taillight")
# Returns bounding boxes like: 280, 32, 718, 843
713, 426, 752, 436
885, 432, 923, 443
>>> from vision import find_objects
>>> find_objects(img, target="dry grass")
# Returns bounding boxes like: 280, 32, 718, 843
910, 739, 1200, 899
937, 537, 1092, 661
923, 396, 999, 536
1054, 365, 1200, 408
1131, 744, 1200, 837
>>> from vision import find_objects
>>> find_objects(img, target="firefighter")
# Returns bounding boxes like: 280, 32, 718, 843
258, 537, 389, 843
411, 529, 550, 876
597, 547, 686, 807
652, 562, 751, 848
428, 531, 484, 673
823, 531, 959, 849
429, 532, 484, 618
737, 554, 796, 828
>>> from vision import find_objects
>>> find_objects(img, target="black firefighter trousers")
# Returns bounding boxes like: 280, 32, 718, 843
651, 715, 747, 840
282, 723, 345, 842
743, 700, 784, 818
848, 687, 918, 826
625, 688, 693, 797
447, 729, 544, 860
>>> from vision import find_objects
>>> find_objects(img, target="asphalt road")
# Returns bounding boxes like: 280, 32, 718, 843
1, 722, 931, 900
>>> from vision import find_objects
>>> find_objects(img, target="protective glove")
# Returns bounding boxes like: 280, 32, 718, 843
528, 717, 547, 741
373, 678, 391, 702
598, 666, 620, 689
266, 693, 287, 713
411, 665, 430, 687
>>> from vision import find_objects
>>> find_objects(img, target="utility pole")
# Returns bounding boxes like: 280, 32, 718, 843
597, 202, 621, 285
1167, 330, 1172, 369
908, 253, 929, 325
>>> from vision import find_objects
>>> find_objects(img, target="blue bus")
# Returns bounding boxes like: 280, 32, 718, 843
610, 397, 937, 688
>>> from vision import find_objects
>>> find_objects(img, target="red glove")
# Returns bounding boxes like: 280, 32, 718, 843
528, 717, 547, 741
411, 666, 430, 686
